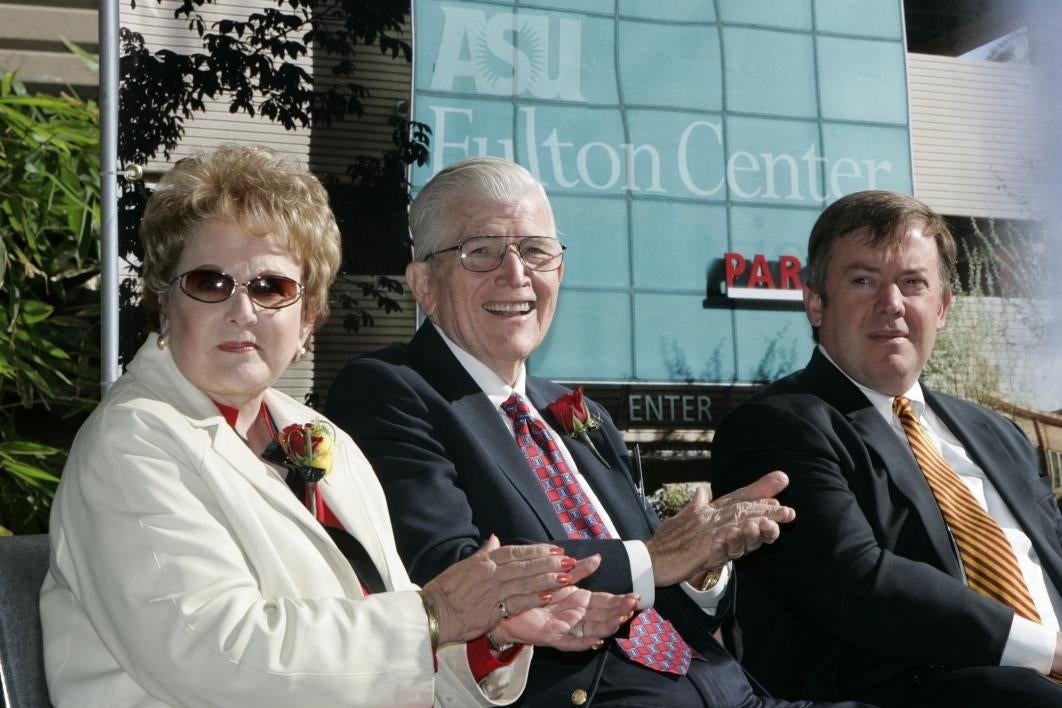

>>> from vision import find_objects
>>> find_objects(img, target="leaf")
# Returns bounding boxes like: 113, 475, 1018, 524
60, 38, 100, 73
18, 300, 54, 324
1, 458, 61, 486
0, 440, 62, 457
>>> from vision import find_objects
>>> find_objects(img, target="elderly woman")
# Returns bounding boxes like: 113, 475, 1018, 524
40, 146, 636, 708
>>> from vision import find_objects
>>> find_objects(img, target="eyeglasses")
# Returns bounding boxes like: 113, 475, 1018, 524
424, 236, 566, 272
170, 269, 305, 309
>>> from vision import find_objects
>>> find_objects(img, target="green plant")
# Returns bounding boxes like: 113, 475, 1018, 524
0, 70, 101, 533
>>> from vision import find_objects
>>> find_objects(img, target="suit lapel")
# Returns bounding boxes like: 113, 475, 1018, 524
802, 351, 961, 574
929, 391, 1062, 583
409, 324, 572, 540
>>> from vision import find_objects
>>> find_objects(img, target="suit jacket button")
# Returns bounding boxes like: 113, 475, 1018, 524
570, 688, 588, 705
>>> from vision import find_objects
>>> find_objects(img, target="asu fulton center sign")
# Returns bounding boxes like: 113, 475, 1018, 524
412, 0, 913, 384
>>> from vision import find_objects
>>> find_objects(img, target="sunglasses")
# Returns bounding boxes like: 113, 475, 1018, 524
170, 269, 304, 309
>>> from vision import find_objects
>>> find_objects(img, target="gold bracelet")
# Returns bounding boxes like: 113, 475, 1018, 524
418, 590, 440, 652
486, 630, 516, 653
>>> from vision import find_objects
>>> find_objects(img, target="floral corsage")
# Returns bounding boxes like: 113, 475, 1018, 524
264, 419, 336, 483
263, 418, 337, 518
546, 386, 611, 469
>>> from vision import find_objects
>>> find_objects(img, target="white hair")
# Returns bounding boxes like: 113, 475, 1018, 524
409, 156, 556, 260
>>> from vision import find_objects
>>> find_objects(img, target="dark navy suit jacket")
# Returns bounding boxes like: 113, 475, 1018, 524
327, 323, 753, 706
711, 349, 1062, 705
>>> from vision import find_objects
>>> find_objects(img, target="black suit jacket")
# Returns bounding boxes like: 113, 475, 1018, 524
711, 349, 1062, 705
327, 323, 745, 706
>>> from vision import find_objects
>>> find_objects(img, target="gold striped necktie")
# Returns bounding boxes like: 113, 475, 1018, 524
892, 396, 1041, 622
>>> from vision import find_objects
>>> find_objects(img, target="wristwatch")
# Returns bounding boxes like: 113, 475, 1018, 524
696, 566, 724, 592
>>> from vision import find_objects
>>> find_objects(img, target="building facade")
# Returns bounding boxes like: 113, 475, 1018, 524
5, 0, 1059, 491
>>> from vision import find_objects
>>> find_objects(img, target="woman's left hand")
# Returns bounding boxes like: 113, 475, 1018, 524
489, 578, 639, 651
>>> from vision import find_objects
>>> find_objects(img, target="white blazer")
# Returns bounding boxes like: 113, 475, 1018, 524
40, 336, 530, 708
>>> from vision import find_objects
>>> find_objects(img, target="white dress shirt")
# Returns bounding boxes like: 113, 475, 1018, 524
821, 345, 1062, 673
436, 325, 728, 613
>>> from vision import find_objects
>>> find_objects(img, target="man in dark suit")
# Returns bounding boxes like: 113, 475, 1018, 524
712, 190, 1062, 708
327, 157, 867, 707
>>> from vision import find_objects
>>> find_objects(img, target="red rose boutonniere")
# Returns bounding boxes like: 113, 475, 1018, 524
278, 419, 336, 482
546, 386, 611, 469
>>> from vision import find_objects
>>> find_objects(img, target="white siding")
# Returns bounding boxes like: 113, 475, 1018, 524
308, 22, 413, 177
0, 1, 97, 89
908, 53, 1049, 220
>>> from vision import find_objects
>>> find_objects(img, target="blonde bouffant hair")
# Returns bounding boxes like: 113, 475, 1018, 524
139, 145, 342, 329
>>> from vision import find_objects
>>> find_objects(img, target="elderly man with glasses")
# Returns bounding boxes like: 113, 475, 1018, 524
326, 157, 868, 707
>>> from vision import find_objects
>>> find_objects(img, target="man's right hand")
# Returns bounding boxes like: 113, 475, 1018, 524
645, 471, 796, 587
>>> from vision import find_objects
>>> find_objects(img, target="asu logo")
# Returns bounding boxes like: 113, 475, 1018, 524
431, 4, 586, 101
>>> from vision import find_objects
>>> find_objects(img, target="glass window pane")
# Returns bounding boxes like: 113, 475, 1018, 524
724, 27, 817, 119
619, 22, 722, 111
724, 116, 825, 206
818, 37, 908, 124
551, 194, 630, 289
634, 293, 737, 381
733, 310, 814, 382
533, 290, 633, 379
821, 122, 913, 200
517, 105, 628, 194
632, 200, 727, 290
627, 109, 727, 200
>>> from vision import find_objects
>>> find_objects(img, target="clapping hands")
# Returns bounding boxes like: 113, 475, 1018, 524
422, 536, 636, 649
646, 471, 795, 587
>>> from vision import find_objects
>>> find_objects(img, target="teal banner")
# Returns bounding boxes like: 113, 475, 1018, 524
412, 0, 913, 383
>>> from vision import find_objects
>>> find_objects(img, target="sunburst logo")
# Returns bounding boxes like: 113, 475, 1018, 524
469, 17, 547, 95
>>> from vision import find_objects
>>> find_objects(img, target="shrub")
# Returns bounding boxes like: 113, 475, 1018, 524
0, 71, 101, 533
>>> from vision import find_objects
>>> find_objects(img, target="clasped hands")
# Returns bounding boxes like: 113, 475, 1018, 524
421, 535, 639, 652
645, 470, 796, 587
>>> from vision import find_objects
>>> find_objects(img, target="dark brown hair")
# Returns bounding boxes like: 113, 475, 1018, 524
806, 190, 957, 303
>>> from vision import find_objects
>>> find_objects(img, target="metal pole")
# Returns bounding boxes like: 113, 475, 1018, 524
99, 0, 120, 392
